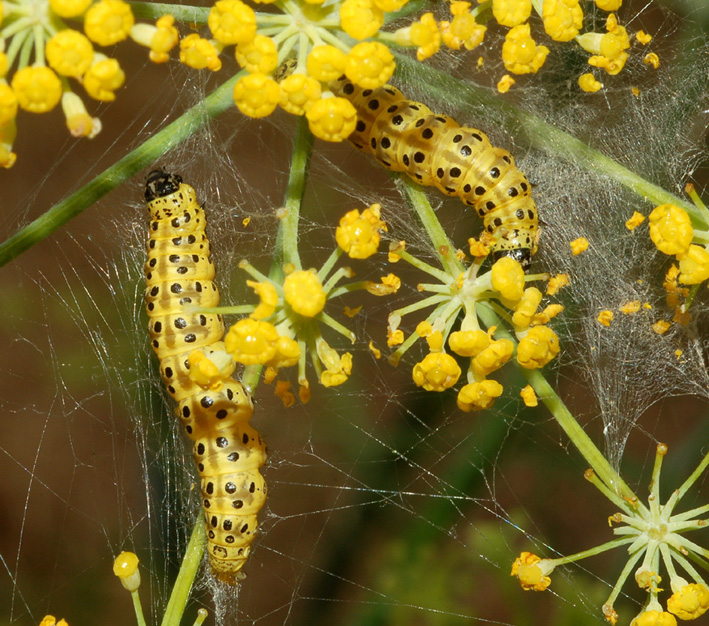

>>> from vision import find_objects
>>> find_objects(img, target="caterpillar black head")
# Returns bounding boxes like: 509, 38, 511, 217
145, 170, 183, 202
492, 248, 532, 273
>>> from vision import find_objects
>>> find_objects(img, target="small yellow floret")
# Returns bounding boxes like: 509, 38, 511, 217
472, 339, 514, 378
84, 0, 134, 46
336, 203, 386, 259
247, 280, 279, 319
648, 204, 693, 256
345, 42, 395, 89
440, 2, 486, 51
0, 83, 19, 126
317, 339, 353, 387
677, 245, 709, 285
279, 73, 321, 115
388, 240, 406, 262
491, 256, 525, 303
532, 303, 563, 325
150, 16, 179, 63
208, 0, 257, 45
412, 352, 461, 392
49, 0, 92, 18
667, 583, 709, 620
84, 58, 125, 101
12, 66, 62, 113
497, 74, 516, 93
449, 329, 489, 357
636, 30, 653, 45
366, 273, 401, 295
369, 341, 381, 359
512, 287, 543, 330
578, 72, 602, 92
644, 53, 659, 69
61, 91, 101, 138
511, 552, 552, 591
620, 300, 641, 314
493, 0, 531, 27
516, 325, 560, 369
179, 34, 222, 71
236, 35, 278, 74
520, 384, 537, 407
339, 0, 384, 41
502, 24, 549, 75
631, 610, 677, 626
457, 379, 504, 411
225, 318, 280, 364
625, 211, 645, 230
233, 73, 280, 118
394, 13, 440, 61
652, 320, 670, 334
579, 13, 630, 76
542, 0, 583, 42
46, 30, 94, 78
570, 237, 589, 255
306, 96, 357, 142
546, 273, 569, 296
306, 46, 347, 82
468, 237, 491, 257
387, 327, 404, 346
597, 310, 614, 326
416, 321, 433, 338
284, 269, 327, 317
113, 551, 141, 592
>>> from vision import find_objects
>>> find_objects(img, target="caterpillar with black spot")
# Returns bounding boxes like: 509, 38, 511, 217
144, 170, 266, 583
330, 76, 540, 271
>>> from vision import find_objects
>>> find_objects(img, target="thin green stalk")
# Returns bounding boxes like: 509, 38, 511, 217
392, 53, 702, 224
160, 515, 207, 626
272, 115, 313, 272
401, 181, 463, 277
476, 301, 637, 502
129, 2, 209, 22
0, 71, 244, 269
130, 590, 148, 626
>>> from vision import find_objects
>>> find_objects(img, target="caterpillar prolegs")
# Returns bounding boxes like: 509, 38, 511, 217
330, 77, 540, 271
144, 170, 267, 583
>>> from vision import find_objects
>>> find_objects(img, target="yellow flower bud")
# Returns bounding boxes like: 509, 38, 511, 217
113, 551, 141, 592
457, 379, 503, 412
511, 552, 553, 591
12, 66, 62, 113
283, 270, 327, 317
648, 204, 693, 256
472, 339, 514, 378
412, 352, 461, 391
491, 256, 525, 303
448, 329, 489, 357
667, 583, 709, 620
336, 204, 385, 259
516, 325, 560, 369
678, 245, 709, 285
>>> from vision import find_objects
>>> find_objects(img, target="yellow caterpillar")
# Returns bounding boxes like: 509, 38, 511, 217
144, 169, 266, 583
331, 76, 540, 270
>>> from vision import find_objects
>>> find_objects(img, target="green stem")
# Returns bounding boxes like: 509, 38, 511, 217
130, 590, 148, 626
476, 301, 637, 502
160, 515, 207, 626
401, 180, 464, 277
272, 115, 313, 272
0, 71, 244, 269
129, 2, 210, 22
392, 53, 703, 225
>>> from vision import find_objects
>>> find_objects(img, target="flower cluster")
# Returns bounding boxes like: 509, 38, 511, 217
511, 444, 709, 626
0, 0, 178, 166
640, 186, 709, 321
387, 239, 562, 412
182, 0, 446, 142
439, 0, 654, 94
216, 203, 388, 403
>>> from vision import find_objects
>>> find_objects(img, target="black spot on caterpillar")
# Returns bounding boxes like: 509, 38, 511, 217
144, 170, 267, 583
330, 76, 540, 271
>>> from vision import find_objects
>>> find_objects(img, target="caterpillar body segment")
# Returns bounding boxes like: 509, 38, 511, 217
144, 170, 267, 582
330, 77, 540, 270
